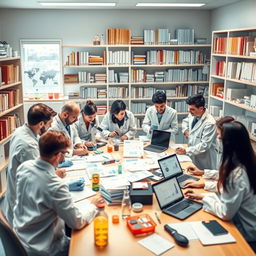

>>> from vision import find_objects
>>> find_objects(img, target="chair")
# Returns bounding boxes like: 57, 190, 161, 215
0, 210, 28, 256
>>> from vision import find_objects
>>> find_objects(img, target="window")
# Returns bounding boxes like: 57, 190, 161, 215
20, 40, 62, 99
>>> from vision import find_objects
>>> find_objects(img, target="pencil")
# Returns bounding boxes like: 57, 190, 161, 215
154, 212, 161, 224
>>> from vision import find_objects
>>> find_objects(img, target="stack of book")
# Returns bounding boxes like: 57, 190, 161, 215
131, 36, 144, 45
95, 73, 107, 83
89, 56, 104, 65
107, 28, 131, 45
96, 105, 107, 115
133, 54, 146, 65
212, 83, 224, 98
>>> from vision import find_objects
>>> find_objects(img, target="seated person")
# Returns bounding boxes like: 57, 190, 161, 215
142, 90, 178, 141
185, 121, 256, 249
51, 101, 88, 156
100, 100, 136, 141
75, 100, 101, 147
13, 130, 104, 256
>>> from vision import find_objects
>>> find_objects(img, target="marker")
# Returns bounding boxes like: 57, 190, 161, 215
102, 159, 115, 165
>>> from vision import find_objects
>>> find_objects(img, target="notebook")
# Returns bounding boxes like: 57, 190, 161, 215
144, 130, 171, 153
153, 177, 202, 220
158, 154, 199, 188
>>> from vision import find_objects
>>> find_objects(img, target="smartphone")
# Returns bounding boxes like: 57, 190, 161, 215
202, 220, 228, 236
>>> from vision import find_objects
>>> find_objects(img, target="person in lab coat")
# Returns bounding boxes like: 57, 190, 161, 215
50, 101, 88, 156
176, 94, 217, 170
142, 90, 178, 140
74, 100, 100, 147
100, 100, 136, 140
1, 103, 57, 227
13, 130, 104, 256
185, 121, 256, 249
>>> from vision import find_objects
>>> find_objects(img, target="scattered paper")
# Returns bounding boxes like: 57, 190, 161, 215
176, 154, 192, 162
123, 140, 144, 158
138, 233, 174, 255
70, 187, 96, 203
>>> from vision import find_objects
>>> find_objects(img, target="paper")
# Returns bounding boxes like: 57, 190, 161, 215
139, 135, 151, 142
70, 187, 96, 202
167, 223, 198, 240
123, 158, 159, 172
124, 170, 153, 183
191, 221, 236, 245
86, 165, 118, 178
123, 140, 144, 158
176, 154, 192, 162
100, 175, 130, 189
74, 199, 91, 212
138, 233, 174, 255
169, 144, 184, 149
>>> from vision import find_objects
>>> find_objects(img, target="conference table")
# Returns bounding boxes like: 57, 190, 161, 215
69, 144, 255, 256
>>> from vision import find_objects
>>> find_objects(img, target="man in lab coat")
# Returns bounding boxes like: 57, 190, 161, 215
142, 90, 178, 140
13, 130, 103, 256
1, 103, 56, 227
176, 94, 217, 170
50, 101, 88, 156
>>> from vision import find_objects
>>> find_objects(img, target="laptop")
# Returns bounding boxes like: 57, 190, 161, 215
144, 130, 171, 153
153, 177, 202, 220
158, 154, 199, 188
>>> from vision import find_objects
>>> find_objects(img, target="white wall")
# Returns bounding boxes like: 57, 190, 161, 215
0, 9, 211, 51
211, 0, 256, 31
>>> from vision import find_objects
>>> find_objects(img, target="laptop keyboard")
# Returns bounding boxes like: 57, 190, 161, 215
178, 174, 199, 183
167, 200, 192, 214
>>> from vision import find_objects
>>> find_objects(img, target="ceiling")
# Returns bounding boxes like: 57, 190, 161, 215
0, 0, 242, 10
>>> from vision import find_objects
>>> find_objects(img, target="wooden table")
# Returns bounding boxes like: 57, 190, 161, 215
69, 145, 255, 256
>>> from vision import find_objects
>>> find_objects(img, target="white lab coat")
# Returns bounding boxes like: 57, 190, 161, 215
100, 110, 136, 139
182, 109, 217, 170
50, 114, 82, 156
1, 124, 39, 227
13, 158, 97, 256
74, 114, 100, 141
142, 105, 178, 141
203, 167, 256, 242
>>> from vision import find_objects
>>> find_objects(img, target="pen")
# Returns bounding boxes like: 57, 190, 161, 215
155, 212, 161, 224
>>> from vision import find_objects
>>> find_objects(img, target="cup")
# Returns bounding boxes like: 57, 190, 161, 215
107, 144, 113, 153
48, 93, 53, 99
114, 143, 119, 151
53, 93, 60, 99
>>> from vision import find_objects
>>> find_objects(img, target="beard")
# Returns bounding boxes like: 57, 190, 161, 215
39, 126, 46, 135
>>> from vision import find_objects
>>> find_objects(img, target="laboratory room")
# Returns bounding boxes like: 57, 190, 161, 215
0, 0, 256, 255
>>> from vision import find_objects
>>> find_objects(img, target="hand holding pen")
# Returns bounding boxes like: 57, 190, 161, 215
108, 130, 119, 137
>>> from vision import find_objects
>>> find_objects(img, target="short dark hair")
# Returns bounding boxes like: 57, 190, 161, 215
186, 94, 205, 108
27, 103, 56, 126
152, 91, 166, 104
82, 100, 97, 115
216, 116, 235, 131
110, 100, 126, 115
39, 130, 71, 158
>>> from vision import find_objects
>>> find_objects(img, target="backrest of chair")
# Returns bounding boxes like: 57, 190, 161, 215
0, 210, 28, 256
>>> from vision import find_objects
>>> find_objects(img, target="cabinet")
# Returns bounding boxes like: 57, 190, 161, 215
209, 27, 256, 141
62, 44, 210, 137
0, 57, 24, 196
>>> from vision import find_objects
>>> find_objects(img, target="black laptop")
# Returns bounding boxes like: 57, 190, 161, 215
153, 177, 202, 220
144, 130, 171, 153
158, 154, 199, 188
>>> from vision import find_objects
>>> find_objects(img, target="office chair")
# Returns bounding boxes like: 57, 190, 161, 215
0, 210, 28, 256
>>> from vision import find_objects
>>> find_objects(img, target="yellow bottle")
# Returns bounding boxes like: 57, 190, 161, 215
94, 204, 108, 247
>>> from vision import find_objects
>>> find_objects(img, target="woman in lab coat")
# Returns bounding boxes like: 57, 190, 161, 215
185, 121, 256, 247
100, 100, 136, 140
75, 100, 100, 147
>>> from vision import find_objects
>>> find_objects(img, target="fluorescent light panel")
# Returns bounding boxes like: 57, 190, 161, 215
136, 3, 205, 7
39, 2, 116, 7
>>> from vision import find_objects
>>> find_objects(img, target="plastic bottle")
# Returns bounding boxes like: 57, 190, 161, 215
121, 187, 131, 219
94, 204, 108, 247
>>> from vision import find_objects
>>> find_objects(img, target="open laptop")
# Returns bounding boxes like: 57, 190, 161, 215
144, 130, 171, 153
158, 154, 199, 188
153, 177, 202, 220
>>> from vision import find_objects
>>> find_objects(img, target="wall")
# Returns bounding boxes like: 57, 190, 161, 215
0, 8, 211, 50
211, 0, 256, 31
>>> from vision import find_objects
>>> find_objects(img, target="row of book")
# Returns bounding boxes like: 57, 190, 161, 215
108, 87, 128, 98
227, 62, 256, 82
0, 88, 21, 112
78, 87, 107, 99
108, 70, 129, 83
213, 37, 227, 54
227, 36, 255, 56
64, 73, 107, 84
209, 105, 222, 117
171, 101, 188, 112
0, 65, 20, 85
131, 102, 151, 114
134, 117, 143, 128
108, 50, 129, 65
107, 28, 131, 45
211, 83, 224, 98
0, 114, 17, 141
215, 61, 226, 77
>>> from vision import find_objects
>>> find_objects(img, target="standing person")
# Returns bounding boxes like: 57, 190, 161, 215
13, 130, 104, 256
1, 103, 56, 227
142, 90, 178, 141
75, 100, 100, 147
100, 100, 136, 140
185, 121, 256, 249
176, 94, 217, 170
51, 101, 88, 156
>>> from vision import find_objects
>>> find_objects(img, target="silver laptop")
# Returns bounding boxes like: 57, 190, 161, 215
144, 130, 171, 153
153, 177, 202, 220
158, 154, 199, 188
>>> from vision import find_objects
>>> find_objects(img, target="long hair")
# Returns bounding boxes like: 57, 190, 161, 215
218, 121, 256, 194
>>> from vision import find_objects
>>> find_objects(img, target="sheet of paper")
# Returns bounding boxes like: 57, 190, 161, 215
100, 175, 130, 189
124, 170, 153, 183
138, 233, 174, 255
86, 165, 118, 178
123, 140, 144, 158
176, 154, 192, 162
74, 199, 91, 212
167, 223, 198, 240
70, 187, 96, 202
169, 144, 184, 149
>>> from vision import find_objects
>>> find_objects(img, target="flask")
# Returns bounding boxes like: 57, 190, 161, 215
121, 187, 131, 219
94, 204, 108, 247
92, 173, 100, 191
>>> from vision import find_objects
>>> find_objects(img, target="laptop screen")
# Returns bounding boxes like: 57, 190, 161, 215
153, 177, 183, 209
151, 130, 170, 148
158, 154, 183, 178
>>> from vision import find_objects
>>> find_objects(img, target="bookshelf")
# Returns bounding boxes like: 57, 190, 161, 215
63, 43, 210, 136
209, 27, 256, 141
0, 56, 24, 195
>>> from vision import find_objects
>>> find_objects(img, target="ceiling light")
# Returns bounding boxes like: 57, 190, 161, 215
39, 2, 116, 7
136, 3, 205, 7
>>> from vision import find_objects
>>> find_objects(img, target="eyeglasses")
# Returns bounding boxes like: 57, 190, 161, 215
59, 151, 69, 157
